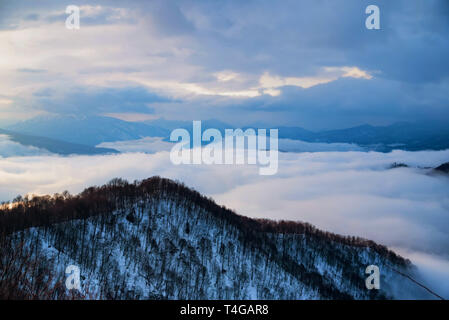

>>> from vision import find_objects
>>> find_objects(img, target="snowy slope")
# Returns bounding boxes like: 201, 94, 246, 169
1, 177, 434, 299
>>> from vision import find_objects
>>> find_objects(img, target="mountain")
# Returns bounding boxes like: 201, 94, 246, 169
433, 162, 449, 174
5, 114, 170, 146
271, 126, 316, 141
145, 118, 234, 132
147, 119, 449, 152
0, 128, 118, 156
7, 115, 449, 152
276, 122, 449, 152
0, 177, 433, 300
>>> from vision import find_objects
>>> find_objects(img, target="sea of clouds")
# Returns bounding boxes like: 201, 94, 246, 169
1, 148, 448, 298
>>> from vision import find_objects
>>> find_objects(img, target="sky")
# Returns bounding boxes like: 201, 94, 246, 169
0, 0, 449, 129
1, 0, 449, 298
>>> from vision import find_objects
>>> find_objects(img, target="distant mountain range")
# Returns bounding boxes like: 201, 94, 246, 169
5, 114, 169, 146
0, 128, 118, 156
275, 122, 449, 152
0, 177, 435, 299
5, 115, 449, 152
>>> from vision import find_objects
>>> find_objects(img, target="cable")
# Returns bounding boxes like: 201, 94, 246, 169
385, 263, 445, 300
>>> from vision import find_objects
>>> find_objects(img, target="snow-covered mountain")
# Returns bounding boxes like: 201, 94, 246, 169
5, 114, 169, 146
0, 177, 434, 299
8, 115, 449, 153
0, 128, 118, 156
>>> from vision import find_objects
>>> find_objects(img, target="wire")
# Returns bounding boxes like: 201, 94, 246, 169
385, 263, 445, 300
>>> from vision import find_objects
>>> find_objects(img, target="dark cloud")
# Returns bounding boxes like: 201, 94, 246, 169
33, 87, 170, 115
145, 0, 196, 36
17, 68, 47, 73
173, 77, 449, 129
183, 0, 449, 84
24, 13, 39, 21
255, 77, 449, 128
3, 0, 449, 129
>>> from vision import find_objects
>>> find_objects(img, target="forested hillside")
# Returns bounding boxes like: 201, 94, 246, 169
0, 177, 431, 299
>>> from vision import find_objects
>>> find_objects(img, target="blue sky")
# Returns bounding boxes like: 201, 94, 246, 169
0, 0, 448, 129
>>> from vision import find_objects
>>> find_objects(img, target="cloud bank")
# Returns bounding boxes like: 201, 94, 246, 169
1, 150, 449, 254
1, 149, 449, 296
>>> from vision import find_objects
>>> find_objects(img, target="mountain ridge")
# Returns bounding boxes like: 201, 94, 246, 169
5, 114, 169, 146
1, 177, 434, 300
0, 128, 119, 156
6, 115, 449, 152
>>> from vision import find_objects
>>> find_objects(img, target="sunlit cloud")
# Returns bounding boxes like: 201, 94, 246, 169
0, 98, 13, 106
339, 66, 373, 79
214, 71, 240, 82
259, 67, 373, 96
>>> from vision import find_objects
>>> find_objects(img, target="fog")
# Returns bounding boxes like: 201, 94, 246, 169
1, 149, 448, 297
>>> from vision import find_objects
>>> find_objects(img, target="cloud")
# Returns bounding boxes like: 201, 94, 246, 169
393, 249, 449, 298
1, 149, 448, 255
1, 148, 449, 296
31, 87, 168, 115
1, 0, 448, 127
278, 139, 365, 152
17, 68, 47, 73
218, 76, 449, 129
0, 98, 13, 106
259, 67, 373, 96
98, 136, 365, 153
97, 137, 173, 153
